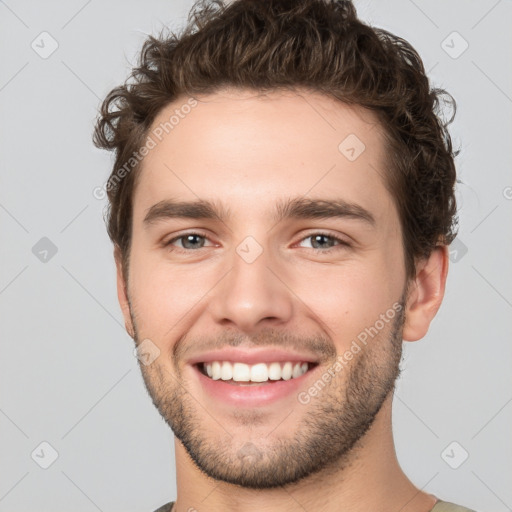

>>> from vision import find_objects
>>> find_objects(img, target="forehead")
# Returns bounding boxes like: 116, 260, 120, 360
133, 88, 395, 224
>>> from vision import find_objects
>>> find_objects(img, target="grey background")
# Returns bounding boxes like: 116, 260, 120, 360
0, 0, 511, 511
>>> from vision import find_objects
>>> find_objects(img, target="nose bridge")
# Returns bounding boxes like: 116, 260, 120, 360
208, 238, 293, 331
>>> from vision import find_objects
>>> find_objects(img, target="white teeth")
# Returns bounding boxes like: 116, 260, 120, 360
281, 362, 293, 380
250, 363, 268, 382
292, 363, 302, 378
232, 362, 251, 382
211, 361, 221, 380
204, 361, 310, 383
268, 362, 282, 380
221, 361, 233, 380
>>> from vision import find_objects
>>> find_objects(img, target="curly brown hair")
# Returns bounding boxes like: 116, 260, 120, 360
93, 0, 458, 280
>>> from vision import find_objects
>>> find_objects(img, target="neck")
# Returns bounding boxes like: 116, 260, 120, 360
172, 394, 438, 512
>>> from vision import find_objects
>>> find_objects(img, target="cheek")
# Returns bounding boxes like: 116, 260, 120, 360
127, 246, 214, 337
294, 259, 402, 345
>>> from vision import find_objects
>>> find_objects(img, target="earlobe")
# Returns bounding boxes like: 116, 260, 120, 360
114, 247, 135, 339
402, 245, 449, 342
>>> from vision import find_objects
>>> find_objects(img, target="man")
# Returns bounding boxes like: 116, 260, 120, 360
93, 0, 477, 510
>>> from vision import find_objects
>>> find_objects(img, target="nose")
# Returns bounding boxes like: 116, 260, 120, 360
207, 245, 294, 333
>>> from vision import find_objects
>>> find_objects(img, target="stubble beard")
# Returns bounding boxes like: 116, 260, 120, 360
131, 300, 405, 489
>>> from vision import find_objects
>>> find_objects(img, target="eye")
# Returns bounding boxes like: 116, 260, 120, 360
164, 232, 212, 251
297, 233, 350, 252
163, 231, 351, 254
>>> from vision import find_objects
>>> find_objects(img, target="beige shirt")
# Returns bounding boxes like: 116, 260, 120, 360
431, 500, 477, 512
153, 498, 478, 511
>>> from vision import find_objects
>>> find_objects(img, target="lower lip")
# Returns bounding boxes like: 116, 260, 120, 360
191, 364, 317, 407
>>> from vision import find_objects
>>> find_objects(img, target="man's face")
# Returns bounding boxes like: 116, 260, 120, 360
119, 89, 409, 488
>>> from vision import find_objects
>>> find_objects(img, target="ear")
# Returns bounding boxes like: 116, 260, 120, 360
402, 245, 449, 342
114, 246, 135, 339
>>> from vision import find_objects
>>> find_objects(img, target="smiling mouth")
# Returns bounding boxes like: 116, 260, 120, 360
196, 361, 318, 385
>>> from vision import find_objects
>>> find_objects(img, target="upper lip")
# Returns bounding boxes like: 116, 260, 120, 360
187, 348, 320, 366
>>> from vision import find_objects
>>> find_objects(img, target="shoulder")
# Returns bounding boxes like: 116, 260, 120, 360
152, 502, 174, 512
431, 500, 479, 512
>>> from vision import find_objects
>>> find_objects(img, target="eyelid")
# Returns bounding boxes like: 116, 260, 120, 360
293, 230, 352, 249
163, 229, 213, 247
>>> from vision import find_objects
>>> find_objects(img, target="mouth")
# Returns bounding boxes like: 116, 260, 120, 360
190, 359, 320, 407
196, 360, 317, 385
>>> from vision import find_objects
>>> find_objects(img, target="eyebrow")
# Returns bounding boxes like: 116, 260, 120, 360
143, 197, 375, 227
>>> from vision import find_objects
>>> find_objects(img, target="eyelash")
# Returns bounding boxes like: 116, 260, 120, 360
163, 231, 351, 254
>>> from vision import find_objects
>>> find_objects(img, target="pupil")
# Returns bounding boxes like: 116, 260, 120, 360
184, 234, 203, 249
313, 234, 331, 249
